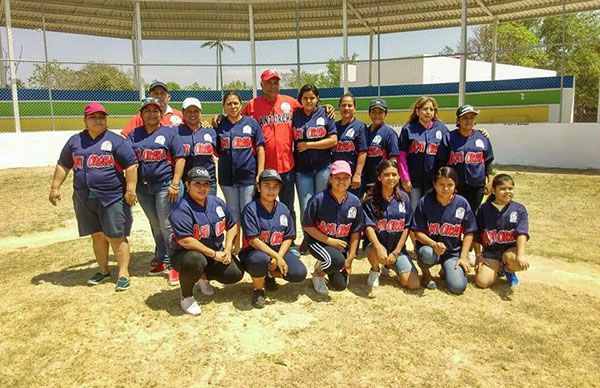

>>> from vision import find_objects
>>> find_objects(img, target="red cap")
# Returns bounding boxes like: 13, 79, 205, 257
330, 160, 352, 176
84, 102, 108, 117
261, 68, 281, 81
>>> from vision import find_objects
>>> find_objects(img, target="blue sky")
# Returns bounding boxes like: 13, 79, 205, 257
2, 26, 470, 89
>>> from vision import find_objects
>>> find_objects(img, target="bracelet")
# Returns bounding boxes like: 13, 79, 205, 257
169, 184, 179, 190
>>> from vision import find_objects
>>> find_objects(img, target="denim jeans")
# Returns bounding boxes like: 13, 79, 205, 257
279, 170, 296, 227
295, 165, 330, 220
220, 185, 254, 223
417, 245, 467, 294
137, 180, 175, 262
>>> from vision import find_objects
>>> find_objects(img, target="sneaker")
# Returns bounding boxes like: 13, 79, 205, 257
468, 251, 477, 267
180, 296, 202, 315
251, 289, 266, 308
505, 270, 520, 288
381, 266, 391, 277
115, 276, 130, 291
167, 268, 180, 286
265, 275, 279, 291
367, 269, 381, 287
196, 278, 214, 296
290, 245, 301, 257
148, 261, 168, 276
299, 239, 308, 255
87, 271, 110, 285
498, 267, 506, 278
312, 272, 329, 295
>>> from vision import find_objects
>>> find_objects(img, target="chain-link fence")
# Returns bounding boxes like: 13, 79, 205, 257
1, 1, 598, 132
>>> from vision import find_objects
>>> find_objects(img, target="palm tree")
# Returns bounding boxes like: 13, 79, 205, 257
201, 39, 235, 92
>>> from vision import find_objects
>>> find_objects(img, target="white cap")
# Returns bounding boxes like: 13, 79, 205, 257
182, 97, 202, 111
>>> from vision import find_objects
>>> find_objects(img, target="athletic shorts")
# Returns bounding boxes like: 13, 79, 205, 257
482, 249, 512, 261
73, 196, 132, 238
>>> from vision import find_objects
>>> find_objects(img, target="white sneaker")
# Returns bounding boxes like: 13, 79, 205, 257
312, 272, 329, 295
367, 269, 381, 287
180, 296, 202, 316
381, 266, 391, 277
468, 251, 477, 267
196, 278, 214, 296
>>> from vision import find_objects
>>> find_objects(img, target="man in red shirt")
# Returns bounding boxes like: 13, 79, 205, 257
121, 81, 183, 137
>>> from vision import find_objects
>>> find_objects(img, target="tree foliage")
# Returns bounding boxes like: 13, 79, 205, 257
223, 80, 252, 90
28, 61, 135, 90
281, 53, 360, 89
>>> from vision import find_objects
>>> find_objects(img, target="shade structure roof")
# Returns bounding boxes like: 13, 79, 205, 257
2, 0, 599, 41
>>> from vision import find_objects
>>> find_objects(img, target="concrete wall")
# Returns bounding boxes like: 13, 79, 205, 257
1, 125, 598, 170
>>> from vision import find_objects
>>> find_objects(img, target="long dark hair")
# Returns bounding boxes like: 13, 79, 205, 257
364, 159, 405, 219
487, 174, 514, 203
434, 166, 458, 187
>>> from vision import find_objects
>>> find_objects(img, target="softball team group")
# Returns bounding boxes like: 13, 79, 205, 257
49, 71, 530, 316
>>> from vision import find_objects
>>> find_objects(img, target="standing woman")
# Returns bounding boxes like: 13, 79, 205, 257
216, 91, 266, 253
363, 159, 419, 290
177, 97, 218, 195
436, 105, 494, 213
169, 167, 245, 316
410, 167, 477, 294
365, 99, 400, 194
398, 96, 449, 210
240, 169, 307, 308
333, 93, 368, 198
474, 174, 529, 288
302, 160, 363, 294
293, 84, 338, 252
127, 97, 185, 286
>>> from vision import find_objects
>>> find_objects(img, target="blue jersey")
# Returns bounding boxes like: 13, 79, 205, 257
169, 194, 236, 254
241, 199, 296, 252
365, 124, 399, 186
475, 200, 529, 252
127, 125, 185, 185
216, 115, 265, 186
333, 118, 368, 174
177, 124, 217, 183
58, 130, 137, 207
410, 193, 477, 258
437, 129, 494, 187
302, 190, 364, 248
292, 106, 337, 173
399, 120, 449, 189
363, 191, 412, 253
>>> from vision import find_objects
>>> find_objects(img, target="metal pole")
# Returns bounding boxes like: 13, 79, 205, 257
458, 0, 468, 106
134, 1, 144, 99
342, 0, 348, 92
559, 0, 566, 123
296, 0, 300, 87
596, 78, 600, 123
40, 0, 55, 130
491, 20, 497, 81
376, 0, 380, 97
368, 32, 373, 87
249, 3, 257, 98
0, 0, 5, 88
4, 0, 20, 133
217, 1, 223, 97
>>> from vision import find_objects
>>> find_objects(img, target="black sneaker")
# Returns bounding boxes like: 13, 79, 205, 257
265, 275, 279, 291
251, 289, 266, 308
299, 239, 309, 255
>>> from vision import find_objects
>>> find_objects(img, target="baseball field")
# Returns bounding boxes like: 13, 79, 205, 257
1, 166, 599, 386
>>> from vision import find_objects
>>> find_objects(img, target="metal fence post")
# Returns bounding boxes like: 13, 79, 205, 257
4, 0, 20, 133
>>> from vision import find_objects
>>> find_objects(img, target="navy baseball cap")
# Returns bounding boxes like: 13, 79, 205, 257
148, 81, 170, 93
369, 98, 388, 112
456, 105, 480, 117
186, 167, 211, 182
258, 169, 283, 183
140, 97, 161, 111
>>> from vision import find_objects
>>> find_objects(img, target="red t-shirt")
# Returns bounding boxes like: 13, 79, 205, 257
121, 106, 183, 137
242, 94, 301, 174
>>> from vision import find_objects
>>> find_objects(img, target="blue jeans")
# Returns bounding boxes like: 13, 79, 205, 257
295, 165, 330, 220
220, 185, 254, 223
137, 180, 175, 262
279, 170, 296, 228
417, 245, 467, 294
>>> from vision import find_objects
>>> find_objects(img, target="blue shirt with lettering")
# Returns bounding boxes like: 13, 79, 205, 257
365, 124, 399, 186
363, 190, 412, 253
241, 199, 295, 253
333, 118, 368, 174
475, 200, 529, 252
437, 129, 494, 187
177, 124, 218, 183
292, 106, 337, 173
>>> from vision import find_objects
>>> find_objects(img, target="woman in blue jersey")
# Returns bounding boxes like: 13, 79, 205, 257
333, 93, 368, 198
363, 159, 419, 290
127, 97, 185, 287
293, 84, 338, 254
216, 91, 266, 253
410, 167, 477, 294
474, 174, 529, 289
240, 169, 307, 308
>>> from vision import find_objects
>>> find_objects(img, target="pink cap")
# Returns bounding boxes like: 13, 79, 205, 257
261, 68, 281, 81
84, 102, 108, 117
330, 160, 352, 176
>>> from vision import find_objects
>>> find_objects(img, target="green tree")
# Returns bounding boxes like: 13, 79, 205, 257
166, 81, 182, 91
223, 80, 252, 90
323, 53, 359, 87
186, 82, 211, 91
201, 40, 235, 90
28, 61, 75, 89
74, 63, 135, 90
281, 69, 328, 89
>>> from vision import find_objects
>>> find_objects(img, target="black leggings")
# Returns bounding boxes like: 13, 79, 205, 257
307, 240, 349, 291
457, 184, 485, 213
171, 250, 244, 297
